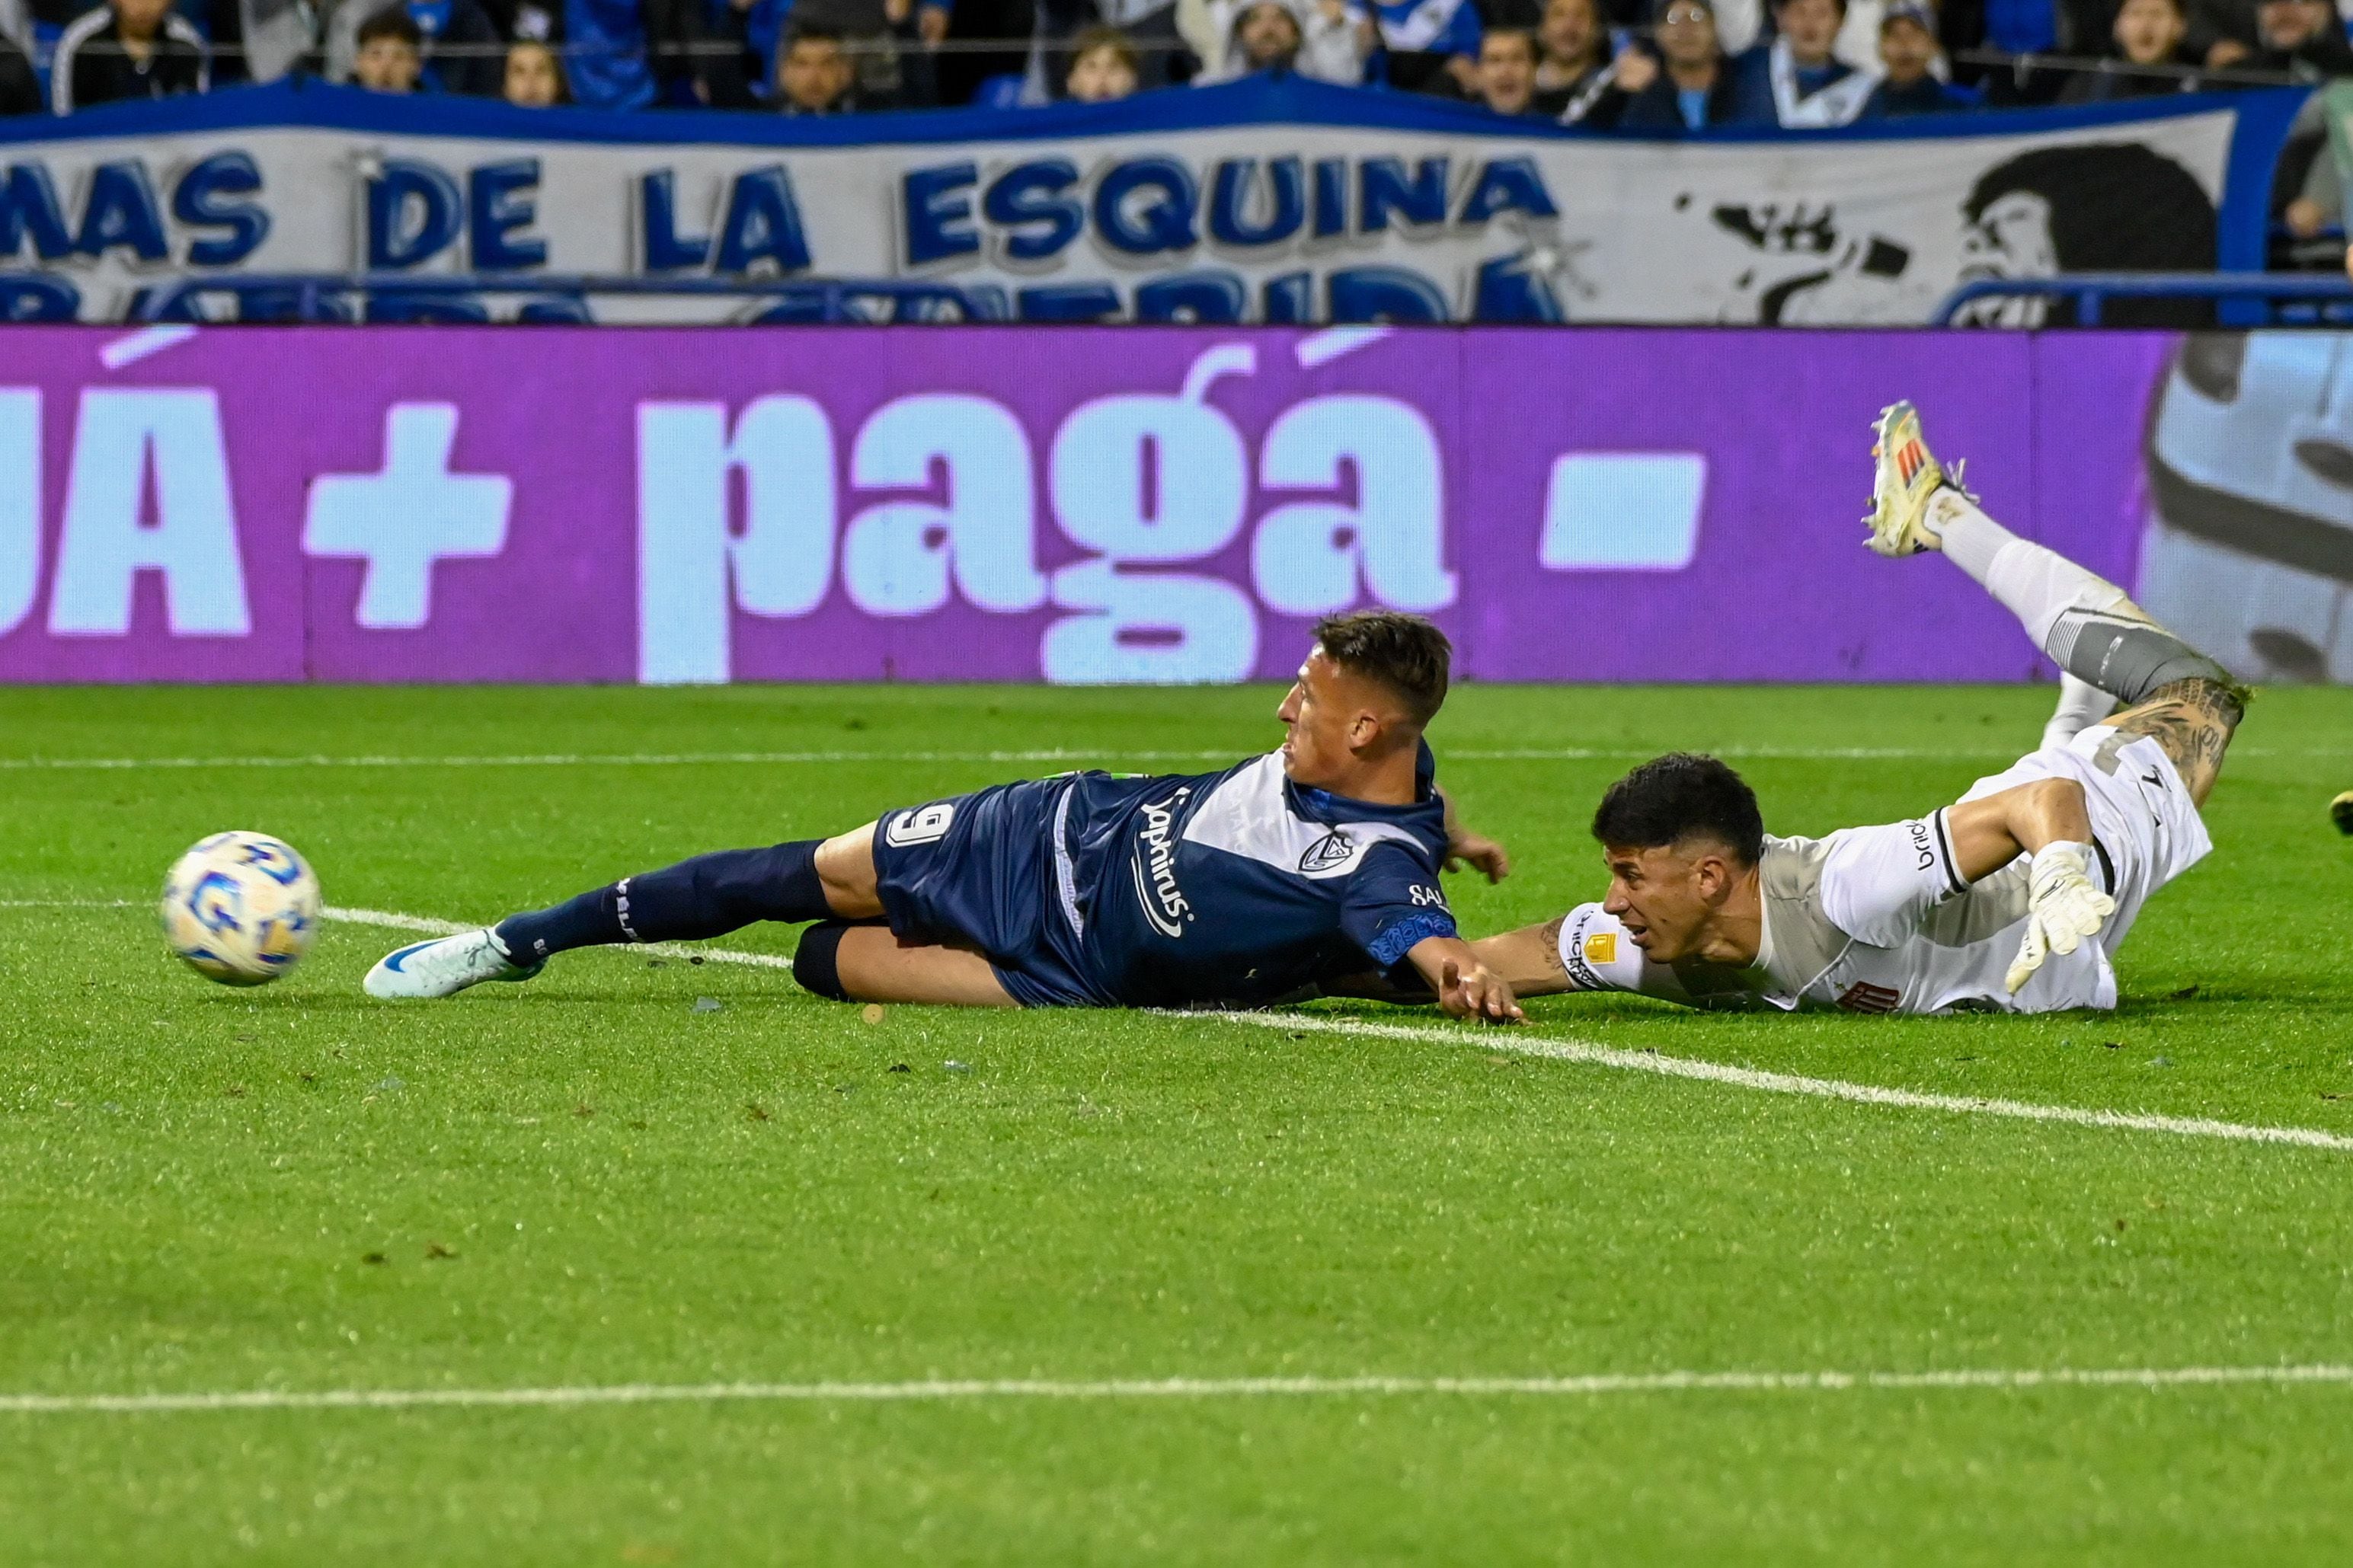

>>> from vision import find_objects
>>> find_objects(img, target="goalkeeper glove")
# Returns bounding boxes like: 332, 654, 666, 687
2004, 841, 2117, 995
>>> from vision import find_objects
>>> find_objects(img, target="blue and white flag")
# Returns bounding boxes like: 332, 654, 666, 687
0, 75, 2307, 324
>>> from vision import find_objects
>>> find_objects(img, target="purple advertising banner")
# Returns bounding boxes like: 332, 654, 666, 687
0, 324, 2181, 685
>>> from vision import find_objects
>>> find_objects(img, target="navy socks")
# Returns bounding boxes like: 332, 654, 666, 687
494, 841, 832, 962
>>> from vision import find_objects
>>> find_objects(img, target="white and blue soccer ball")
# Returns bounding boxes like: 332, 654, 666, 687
159, 832, 321, 986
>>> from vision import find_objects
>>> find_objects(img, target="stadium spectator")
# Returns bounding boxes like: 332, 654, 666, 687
1031, 0, 1192, 101
755, 0, 930, 107
1062, 22, 1140, 93
1613, 0, 1738, 126
1861, 0, 1976, 111
1475, 23, 1546, 108
330, 0, 505, 95
2286, 136, 2349, 243
1371, 0, 1482, 94
775, 21, 862, 107
551, 0, 723, 109
710, 0, 792, 104
2211, 0, 2353, 75
503, 34, 571, 98
484, 0, 563, 43
1724, 0, 1875, 124
2055, 0, 2201, 101
1710, 0, 1884, 68
0, 27, 37, 113
1531, 0, 1628, 120
1197, 0, 1371, 80
351, 6, 425, 89
1231, 0, 1302, 66
52, 0, 209, 113
190, 0, 314, 86
2225, 0, 2353, 245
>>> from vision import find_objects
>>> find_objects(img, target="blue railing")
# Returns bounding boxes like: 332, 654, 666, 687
1934, 271, 2353, 327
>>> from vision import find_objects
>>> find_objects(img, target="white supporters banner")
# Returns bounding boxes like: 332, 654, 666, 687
0, 78, 2303, 326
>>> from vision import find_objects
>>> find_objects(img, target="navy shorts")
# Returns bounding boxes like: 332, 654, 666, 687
868, 778, 1105, 1008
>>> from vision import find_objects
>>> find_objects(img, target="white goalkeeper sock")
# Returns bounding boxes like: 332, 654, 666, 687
2040, 674, 2119, 750
1924, 489, 2133, 647
1924, 488, 2230, 710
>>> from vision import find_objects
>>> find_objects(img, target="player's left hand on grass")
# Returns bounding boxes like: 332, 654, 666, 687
1445, 829, 1511, 884
2004, 841, 2116, 995
1439, 957, 1524, 1024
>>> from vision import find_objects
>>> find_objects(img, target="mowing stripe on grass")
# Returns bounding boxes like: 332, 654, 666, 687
3, 745, 2338, 771
16, 900, 2332, 1155
5, 1363, 2351, 1416
308, 906, 2353, 1154
1200, 1011, 2353, 1153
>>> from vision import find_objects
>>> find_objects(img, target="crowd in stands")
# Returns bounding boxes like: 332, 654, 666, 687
0, 0, 2344, 161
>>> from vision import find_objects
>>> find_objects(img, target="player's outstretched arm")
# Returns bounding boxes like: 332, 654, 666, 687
1467, 919, 1572, 997
1944, 779, 2117, 994
1437, 787, 1511, 883
1406, 935, 1525, 1023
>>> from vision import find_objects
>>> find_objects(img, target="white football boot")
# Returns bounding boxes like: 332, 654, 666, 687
364, 928, 543, 999
1865, 400, 1968, 557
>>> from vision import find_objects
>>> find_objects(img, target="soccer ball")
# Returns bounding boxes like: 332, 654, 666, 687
159, 832, 321, 986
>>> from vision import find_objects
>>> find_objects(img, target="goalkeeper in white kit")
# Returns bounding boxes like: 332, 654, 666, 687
1475, 401, 2247, 1016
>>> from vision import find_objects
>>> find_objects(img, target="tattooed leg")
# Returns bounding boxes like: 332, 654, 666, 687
2106, 678, 2244, 806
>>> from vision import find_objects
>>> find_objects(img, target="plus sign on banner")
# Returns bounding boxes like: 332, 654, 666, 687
303, 404, 513, 631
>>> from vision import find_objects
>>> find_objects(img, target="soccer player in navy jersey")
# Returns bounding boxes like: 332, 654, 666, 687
366, 612, 1523, 1021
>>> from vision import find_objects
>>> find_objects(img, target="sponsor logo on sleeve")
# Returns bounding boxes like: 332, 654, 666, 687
1560, 909, 1605, 991
1907, 819, 1936, 873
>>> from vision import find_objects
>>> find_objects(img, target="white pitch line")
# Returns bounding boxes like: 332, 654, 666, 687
1201, 1011, 2353, 1152
303, 905, 2353, 1155
2, 746, 2340, 773
22, 902, 2339, 1155
3, 1362, 2350, 1416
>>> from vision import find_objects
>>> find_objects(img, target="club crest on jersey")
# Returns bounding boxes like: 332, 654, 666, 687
1131, 786, 1194, 938
1298, 829, 1360, 876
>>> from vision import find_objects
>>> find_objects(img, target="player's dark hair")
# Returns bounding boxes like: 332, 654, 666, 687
1313, 612, 1450, 726
1591, 752, 1765, 865
356, 5, 424, 49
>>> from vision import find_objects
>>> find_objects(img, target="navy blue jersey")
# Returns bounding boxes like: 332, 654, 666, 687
1050, 747, 1456, 1008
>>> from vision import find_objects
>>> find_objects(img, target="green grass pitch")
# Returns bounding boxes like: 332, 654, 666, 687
4, 682, 2352, 1565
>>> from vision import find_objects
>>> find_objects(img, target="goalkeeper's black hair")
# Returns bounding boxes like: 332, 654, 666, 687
1591, 752, 1765, 866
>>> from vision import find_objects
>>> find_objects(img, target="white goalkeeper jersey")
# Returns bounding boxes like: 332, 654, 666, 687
1555, 729, 2211, 1016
